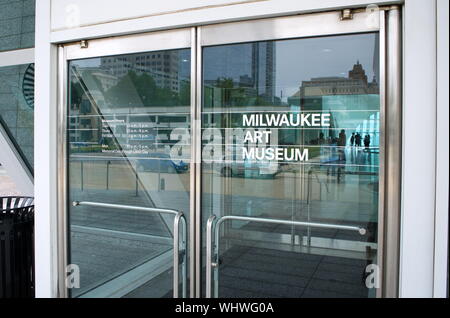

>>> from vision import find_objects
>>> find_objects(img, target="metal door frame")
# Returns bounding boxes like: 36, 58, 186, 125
56, 27, 196, 298
195, 7, 401, 298
57, 6, 402, 298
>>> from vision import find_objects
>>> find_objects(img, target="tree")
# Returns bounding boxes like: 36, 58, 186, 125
104, 71, 187, 107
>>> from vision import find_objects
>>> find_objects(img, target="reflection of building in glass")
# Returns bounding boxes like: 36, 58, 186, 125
89, 69, 118, 91
204, 42, 277, 107
98, 109, 189, 153
68, 50, 190, 149
69, 105, 191, 151
288, 61, 380, 146
68, 70, 93, 144
100, 52, 181, 92
68, 86, 102, 144
289, 61, 379, 106
251, 42, 276, 102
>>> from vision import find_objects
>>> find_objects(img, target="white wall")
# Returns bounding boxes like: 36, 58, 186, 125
400, 0, 439, 298
434, 0, 449, 298
34, 0, 59, 298
49, 0, 400, 42
51, 0, 258, 31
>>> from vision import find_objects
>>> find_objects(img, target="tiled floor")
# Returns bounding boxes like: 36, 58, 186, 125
67, 184, 375, 298
123, 243, 372, 298
69, 188, 174, 296
217, 245, 370, 298
70, 229, 171, 297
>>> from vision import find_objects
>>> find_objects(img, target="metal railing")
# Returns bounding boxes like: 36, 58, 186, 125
206, 214, 366, 298
72, 200, 187, 298
74, 158, 140, 195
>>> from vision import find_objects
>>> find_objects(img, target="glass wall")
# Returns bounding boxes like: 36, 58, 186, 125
0, 0, 35, 174
202, 33, 380, 297
0, 63, 34, 170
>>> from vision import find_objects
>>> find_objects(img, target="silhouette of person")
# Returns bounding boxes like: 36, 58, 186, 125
355, 133, 362, 147
350, 132, 355, 147
318, 132, 325, 145
338, 129, 347, 161
338, 129, 347, 147
364, 134, 371, 150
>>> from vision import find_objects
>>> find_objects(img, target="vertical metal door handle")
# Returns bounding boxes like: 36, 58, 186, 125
206, 215, 217, 298
173, 212, 187, 298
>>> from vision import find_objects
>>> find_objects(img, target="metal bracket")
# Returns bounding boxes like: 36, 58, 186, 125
340, 9, 353, 20
80, 40, 88, 49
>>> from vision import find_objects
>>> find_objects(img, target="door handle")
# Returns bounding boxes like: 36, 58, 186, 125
205, 214, 366, 298
72, 201, 187, 298
206, 215, 217, 298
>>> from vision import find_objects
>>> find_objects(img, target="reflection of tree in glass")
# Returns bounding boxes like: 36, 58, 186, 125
70, 80, 84, 110
215, 77, 235, 106
104, 71, 190, 107
212, 77, 282, 107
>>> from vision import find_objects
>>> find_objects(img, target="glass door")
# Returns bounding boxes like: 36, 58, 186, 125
199, 11, 386, 298
59, 29, 194, 298
58, 8, 400, 298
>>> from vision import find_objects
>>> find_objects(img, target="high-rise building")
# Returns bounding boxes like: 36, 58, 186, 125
203, 41, 276, 105
100, 51, 181, 92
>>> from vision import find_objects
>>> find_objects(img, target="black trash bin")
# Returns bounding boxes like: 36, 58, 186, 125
0, 196, 35, 298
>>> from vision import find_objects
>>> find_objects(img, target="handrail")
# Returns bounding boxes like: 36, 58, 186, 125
205, 214, 366, 298
72, 200, 187, 298
206, 215, 217, 299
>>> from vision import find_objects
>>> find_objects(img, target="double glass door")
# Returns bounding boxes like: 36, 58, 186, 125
60, 9, 392, 298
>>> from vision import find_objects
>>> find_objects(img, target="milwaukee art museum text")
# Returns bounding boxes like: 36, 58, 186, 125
241, 113, 331, 162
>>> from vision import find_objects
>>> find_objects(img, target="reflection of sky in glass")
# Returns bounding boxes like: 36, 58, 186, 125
204, 33, 378, 104
276, 33, 378, 101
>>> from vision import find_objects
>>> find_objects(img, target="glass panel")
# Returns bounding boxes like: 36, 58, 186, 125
0, 63, 34, 171
67, 49, 191, 297
0, 0, 35, 52
202, 33, 380, 297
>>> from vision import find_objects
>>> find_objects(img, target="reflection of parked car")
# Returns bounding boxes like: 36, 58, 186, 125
135, 153, 188, 173
318, 144, 346, 180
319, 145, 346, 166
216, 159, 280, 179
